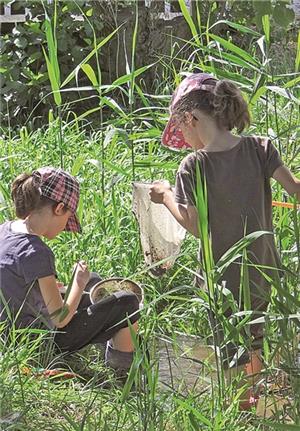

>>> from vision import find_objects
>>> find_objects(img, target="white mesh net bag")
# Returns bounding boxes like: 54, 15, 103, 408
132, 182, 186, 276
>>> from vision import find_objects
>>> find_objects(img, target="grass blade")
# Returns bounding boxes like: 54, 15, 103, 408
61, 27, 121, 88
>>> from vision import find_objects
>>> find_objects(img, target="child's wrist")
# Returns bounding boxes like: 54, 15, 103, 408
74, 279, 87, 291
162, 189, 174, 205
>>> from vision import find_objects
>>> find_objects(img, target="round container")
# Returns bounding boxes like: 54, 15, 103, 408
89, 277, 144, 305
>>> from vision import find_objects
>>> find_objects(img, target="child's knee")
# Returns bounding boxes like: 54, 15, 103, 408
114, 291, 140, 320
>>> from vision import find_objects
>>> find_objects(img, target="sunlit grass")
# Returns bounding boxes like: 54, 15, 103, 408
0, 5, 299, 429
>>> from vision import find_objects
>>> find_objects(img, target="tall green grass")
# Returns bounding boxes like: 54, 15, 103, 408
0, 2, 299, 429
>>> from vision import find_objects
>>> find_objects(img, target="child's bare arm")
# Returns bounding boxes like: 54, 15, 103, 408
38, 275, 68, 327
272, 166, 300, 202
39, 261, 90, 328
150, 181, 200, 237
164, 194, 200, 238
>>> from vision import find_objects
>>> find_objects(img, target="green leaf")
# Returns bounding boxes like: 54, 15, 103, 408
81, 64, 98, 87
178, 0, 200, 46
87, 158, 130, 177
203, 65, 253, 86
215, 231, 272, 281
266, 85, 300, 105
103, 127, 117, 147
129, 0, 139, 107
174, 397, 212, 427
284, 75, 300, 88
209, 50, 261, 72
192, 161, 215, 295
48, 109, 55, 123
44, 15, 60, 86
42, 46, 62, 106
86, 8, 93, 17
75, 106, 102, 122
209, 20, 261, 37
240, 229, 251, 312
61, 27, 121, 88
208, 34, 260, 67
261, 15, 270, 45
101, 96, 127, 117
249, 85, 267, 106
71, 155, 85, 176
296, 30, 300, 72
111, 63, 155, 88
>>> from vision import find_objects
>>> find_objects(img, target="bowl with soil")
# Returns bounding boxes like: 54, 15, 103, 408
89, 277, 143, 306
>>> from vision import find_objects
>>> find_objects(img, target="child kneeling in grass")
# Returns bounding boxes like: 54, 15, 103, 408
0, 167, 139, 376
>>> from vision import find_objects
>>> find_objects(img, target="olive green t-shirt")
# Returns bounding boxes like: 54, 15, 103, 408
175, 136, 283, 310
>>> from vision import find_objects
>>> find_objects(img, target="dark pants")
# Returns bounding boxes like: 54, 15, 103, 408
54, 273, 140, 353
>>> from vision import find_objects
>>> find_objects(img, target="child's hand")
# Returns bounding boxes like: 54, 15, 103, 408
150, 180, 172, 204
74, 261, 90, 290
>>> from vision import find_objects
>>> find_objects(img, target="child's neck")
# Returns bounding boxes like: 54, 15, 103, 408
202, 130, 240, 152
12, 214, 48, 237
194, 127, 241, 152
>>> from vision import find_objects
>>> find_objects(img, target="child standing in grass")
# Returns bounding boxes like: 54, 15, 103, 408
0, 167, 139, 376
150, 73, 300, 408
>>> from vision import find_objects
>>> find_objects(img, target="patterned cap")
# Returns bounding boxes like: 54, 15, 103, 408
32, 167, 81, 233
162, 73, 218, 150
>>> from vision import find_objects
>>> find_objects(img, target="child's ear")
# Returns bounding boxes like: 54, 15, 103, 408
54, 202, 66, 216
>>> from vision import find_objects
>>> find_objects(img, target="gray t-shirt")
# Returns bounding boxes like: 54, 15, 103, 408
175, 136, 283, 310
0, 221, 56, 328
